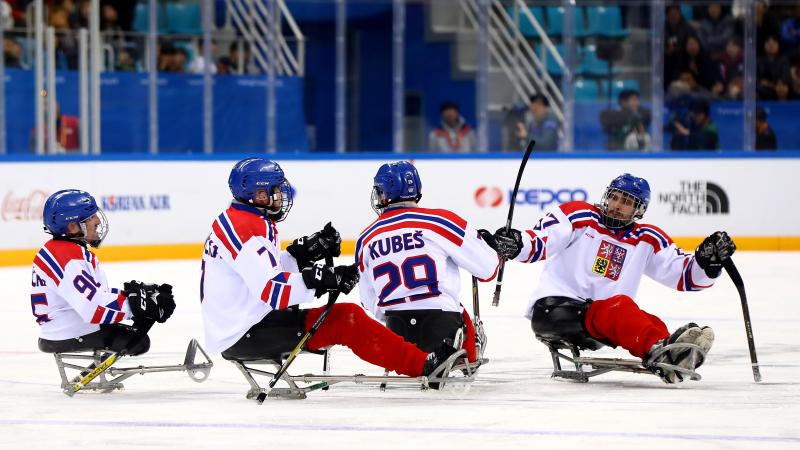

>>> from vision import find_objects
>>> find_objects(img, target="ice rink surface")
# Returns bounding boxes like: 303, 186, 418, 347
1, 252, 798, 449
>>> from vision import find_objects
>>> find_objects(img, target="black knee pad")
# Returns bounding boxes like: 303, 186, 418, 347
222, 326, 304, 361
222, 308, 308, 361
127, 336, 150, 356
385, 310, 463, 353
530, 297, 604, 350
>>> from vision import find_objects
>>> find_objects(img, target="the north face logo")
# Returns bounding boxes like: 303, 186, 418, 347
658, 181, 729, 215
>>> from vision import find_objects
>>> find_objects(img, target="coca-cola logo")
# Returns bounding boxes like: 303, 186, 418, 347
2, 190, 50, 222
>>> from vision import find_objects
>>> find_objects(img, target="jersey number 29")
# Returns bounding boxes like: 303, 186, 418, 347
372, 255, 440, 306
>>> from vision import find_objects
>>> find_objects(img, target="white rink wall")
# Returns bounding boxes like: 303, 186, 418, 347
1, 157, 798, 261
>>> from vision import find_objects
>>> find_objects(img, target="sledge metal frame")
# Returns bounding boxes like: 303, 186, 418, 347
228, 348, 481, 401
52, 339, 214, 395
543, 340, 702, 383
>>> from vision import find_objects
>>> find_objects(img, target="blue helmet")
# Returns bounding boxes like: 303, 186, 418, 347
42, 189, 109, 247
599, 173, 651, 229
228, 157, 293, 221
371, 161, 422, 214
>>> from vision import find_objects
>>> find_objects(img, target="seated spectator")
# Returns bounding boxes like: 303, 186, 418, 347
757, 0, 781, 57
723, 75, 744, 100
174, 47, 188, 73
668, 71, 713, 101
755, 107, 777, 150
101, 4, 126, 49
49, 6, 78, 69
712, 38, 744, 97
664, 5, 695, 87
218, 41, 259, 75
774, 77, 798, 101
189, 40, 218, 74
116, 46, 138, 72
599, 89, 651, 151
780, 3, 800, 48
6, 0, 33, 27
69, 0, 89, 29
29, 101, 80, 153
698, 3, 735, 60
158, 42, 182, 72
427, 101, 477, 153
674, 35, 717, 91
757, 35, 789, 99
670, 99, 719, 151
514, 94, 559, 151
3, 34, 22, 69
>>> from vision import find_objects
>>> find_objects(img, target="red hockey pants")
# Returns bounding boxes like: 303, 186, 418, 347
305, 303, 430, 377
461, 310, 478, 362
584, 295, 670, 358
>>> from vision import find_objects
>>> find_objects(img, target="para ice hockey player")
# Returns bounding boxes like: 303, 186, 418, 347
32, 190, 175, 355
200, 157, 457, 380
356, 161, 501, 362
492, 174, 736, 383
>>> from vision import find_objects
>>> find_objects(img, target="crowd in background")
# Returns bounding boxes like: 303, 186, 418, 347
1, 0, 254, 74
1, 1, 796, 153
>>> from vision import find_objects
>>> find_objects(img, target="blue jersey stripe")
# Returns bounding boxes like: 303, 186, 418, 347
269, 284, 281, 309
38, 249, 64, 279
637, 227, 669, 248
218, 213, 243, 251
356, 213, 465, 257
272, 272, 289, 283
568, 210, 601, 222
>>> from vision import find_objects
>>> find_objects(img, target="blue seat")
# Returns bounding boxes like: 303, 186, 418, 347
585, 6, 629, 38
681, 5, 693, 21
132, 2, 168, 34
574, 79, 599, 101
167, 2, 202, 35
537, 43, 565, 77
579, 44, 621, 77
506, 5, 545, 38
545, 6, 587, 38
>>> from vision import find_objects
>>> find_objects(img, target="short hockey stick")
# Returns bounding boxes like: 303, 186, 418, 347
492, 140, 535, 307
266, 253, 339, 394
723, 258, 761, 382
65, 319, 155, 396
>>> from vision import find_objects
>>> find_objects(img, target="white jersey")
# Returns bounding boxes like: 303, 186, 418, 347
356, 206, 500, 321
514, 201, 716, 319
200, 203, 316, 354
31, 239, 131, 340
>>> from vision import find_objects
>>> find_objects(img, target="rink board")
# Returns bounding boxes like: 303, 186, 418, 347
1, 158, 797, 265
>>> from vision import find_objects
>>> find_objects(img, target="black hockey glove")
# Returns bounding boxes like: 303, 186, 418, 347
477, 229, 500, 252
694, 231, 736, 278
286, 222, 342, 269
301, 263, 360, 298
493, 227, 523, 260
124, 281, 176, 323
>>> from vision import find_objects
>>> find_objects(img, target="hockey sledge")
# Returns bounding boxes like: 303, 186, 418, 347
52, 339, 213, 396
225, 348, 482, 401
542, 339, 703, 383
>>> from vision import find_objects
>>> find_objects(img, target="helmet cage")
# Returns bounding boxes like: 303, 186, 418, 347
78, 209, 109, 248
265, 179, 293, 222
599, 187, 647, 229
